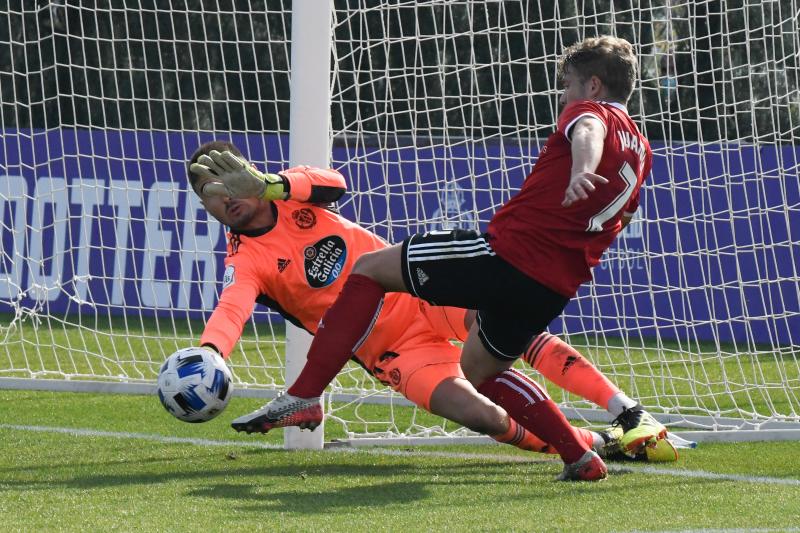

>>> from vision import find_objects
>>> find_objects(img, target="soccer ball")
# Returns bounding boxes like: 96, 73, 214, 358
157, 347, 233, 423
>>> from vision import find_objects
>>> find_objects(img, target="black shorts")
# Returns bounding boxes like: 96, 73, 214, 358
401, 229, 570, 361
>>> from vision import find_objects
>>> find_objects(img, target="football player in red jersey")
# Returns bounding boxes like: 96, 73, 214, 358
196, 36, 671, 479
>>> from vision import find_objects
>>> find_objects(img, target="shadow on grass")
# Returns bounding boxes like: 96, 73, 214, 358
1, 449, 754, 515
2, 452, 557, 500
186, 481, 431, 512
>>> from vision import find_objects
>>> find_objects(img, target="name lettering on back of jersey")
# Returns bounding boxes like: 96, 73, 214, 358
617, 130, 646, 172
222, 265, 235, 289
304, 235, 347, 288
277, 258, 291, 273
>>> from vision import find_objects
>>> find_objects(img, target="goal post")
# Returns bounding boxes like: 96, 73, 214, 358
1, 1, 799, 445
284, 0, 333, 451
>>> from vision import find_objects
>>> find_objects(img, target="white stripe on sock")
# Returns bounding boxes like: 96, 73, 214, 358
495, 377, 536, 404
502, 370, 547, 402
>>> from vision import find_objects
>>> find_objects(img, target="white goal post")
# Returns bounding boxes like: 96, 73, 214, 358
1, 1, 799, 446
283, 0, 332, 451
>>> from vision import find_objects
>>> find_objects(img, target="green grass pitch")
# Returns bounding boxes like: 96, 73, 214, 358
2, 313, 800, 530
2, 389, 800, 532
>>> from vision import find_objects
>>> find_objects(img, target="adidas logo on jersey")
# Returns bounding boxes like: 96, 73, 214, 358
277, 258, 291, 273
416, 267, 430, 286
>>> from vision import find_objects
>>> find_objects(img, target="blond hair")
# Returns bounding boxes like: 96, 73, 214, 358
558, 36, 638, 103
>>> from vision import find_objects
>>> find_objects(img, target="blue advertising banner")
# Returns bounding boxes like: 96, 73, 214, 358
1, 129, 798, 347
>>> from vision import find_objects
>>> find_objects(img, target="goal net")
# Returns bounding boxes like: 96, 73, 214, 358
1, 1, 799, 443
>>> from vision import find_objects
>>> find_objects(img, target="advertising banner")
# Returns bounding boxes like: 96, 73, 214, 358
1, 130, 797, 346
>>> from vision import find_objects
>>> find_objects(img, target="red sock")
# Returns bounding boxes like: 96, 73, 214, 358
478, 369, 589, 464
493, 419, 597, 455
287, 274, 385, 398
524, 333, 620, 410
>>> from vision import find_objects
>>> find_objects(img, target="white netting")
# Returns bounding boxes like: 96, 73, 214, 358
327, 0, 800, 434
1, 1, 799, 441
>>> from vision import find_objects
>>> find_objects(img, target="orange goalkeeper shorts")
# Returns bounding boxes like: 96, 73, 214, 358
372, 304, 466, 411
419, 303, 470, 342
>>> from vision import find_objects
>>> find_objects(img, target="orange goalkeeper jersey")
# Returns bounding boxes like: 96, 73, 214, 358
200, 167, 451, 372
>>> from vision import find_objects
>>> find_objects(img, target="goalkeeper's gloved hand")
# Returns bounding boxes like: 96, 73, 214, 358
189, 150, 288, 201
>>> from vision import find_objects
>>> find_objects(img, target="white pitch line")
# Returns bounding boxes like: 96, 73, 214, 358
3, 423, 800, 487
647, 529, 800, 533
0, 423, 282, 450
345, 447, 800, 486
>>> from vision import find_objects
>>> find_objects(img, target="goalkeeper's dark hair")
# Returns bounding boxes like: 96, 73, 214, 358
187, 140, 245, 190
558, 36, 638, 103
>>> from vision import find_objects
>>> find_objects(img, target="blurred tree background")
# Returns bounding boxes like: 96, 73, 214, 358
1, 0, 797, 143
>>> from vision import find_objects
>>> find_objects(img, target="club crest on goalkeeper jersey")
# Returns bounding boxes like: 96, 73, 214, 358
200, 198, 430, 371
488, 100, 652, 297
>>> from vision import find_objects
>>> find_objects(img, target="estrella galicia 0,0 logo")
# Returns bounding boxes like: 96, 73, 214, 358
304, 235, 347, 288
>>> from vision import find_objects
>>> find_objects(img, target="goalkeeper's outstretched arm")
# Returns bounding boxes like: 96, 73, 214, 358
190, 149, 347, 204
200, 264, 263, 359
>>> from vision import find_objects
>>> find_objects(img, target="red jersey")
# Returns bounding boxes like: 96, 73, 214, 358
199, 167, 456, 372
488, 100, 652, 297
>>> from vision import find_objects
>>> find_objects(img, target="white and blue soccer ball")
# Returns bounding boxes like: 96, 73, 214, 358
157, 347, 233, 423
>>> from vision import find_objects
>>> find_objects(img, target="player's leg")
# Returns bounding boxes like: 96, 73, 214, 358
522, 333, 667, 455
351, 243, 407, 291
458, 318, 606, 480
455, 308, 669, 458
387, 342, 598, 455
419, 305, 604, 455
523, 333, 622, 410
460, 309, 643, 417
429, 377, 506, 436
429, 376, 599, 454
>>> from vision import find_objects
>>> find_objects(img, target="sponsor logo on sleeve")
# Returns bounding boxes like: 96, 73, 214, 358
292, 208, 317, 229
222, 265, 235, 289
304, 235, 347, 288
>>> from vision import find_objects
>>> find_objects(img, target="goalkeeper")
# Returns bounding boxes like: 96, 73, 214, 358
188, 141, 675, 478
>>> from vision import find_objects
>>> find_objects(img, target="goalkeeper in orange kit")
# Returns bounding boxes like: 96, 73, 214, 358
187, 141, 677, 478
